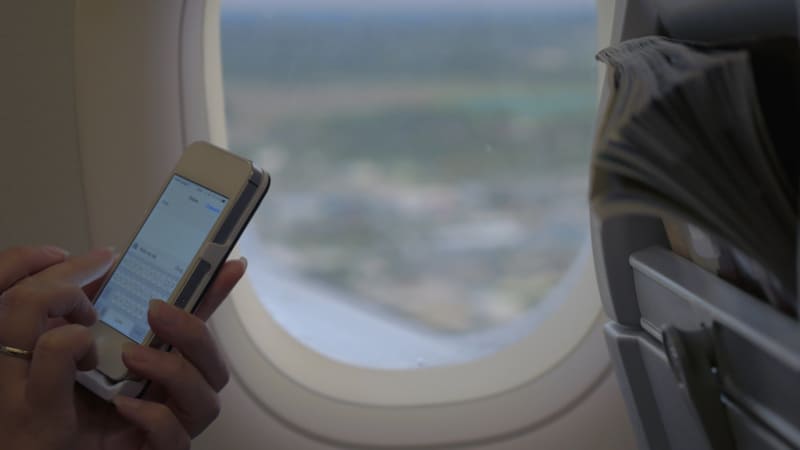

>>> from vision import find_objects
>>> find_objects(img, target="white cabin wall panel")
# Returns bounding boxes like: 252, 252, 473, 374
196, 371, 635, 450
195, 372, 332, 450
0, 0, 91, 252
74, 0, 185, 250
485, 375, 637, 450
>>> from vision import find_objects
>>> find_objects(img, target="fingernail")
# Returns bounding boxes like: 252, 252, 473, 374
87, 246, 115, 261
150, 299, 177, 326
239, 256, 248, 271
122, 343, 150, 364
43, 245, 70, 258
105, 246, 120, 260
113, 395, 143, 411
83, 301, 98, 325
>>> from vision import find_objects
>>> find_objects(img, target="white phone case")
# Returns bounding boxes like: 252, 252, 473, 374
77, 142, 270, 400
76, 370, 147, 401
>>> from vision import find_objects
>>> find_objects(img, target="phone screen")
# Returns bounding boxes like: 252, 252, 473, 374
94, 175, 228, 343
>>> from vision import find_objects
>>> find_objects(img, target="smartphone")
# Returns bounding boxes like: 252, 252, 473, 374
89, 141, 270, 381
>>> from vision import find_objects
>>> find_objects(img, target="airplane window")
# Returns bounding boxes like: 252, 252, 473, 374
221, 0, 597, 368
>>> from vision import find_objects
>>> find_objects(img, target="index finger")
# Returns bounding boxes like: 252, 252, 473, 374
0, 246, 69, 292
31, 247, 115, 287
82, 253, 120, 299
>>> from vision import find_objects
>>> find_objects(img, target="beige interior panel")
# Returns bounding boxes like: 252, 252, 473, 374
75, 0, 185, 250
0, 0, 90, 253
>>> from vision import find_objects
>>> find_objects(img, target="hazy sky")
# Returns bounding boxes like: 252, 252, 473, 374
222, 0, 595, 12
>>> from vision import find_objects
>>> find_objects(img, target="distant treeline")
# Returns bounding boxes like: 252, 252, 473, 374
221, 11, 596, 83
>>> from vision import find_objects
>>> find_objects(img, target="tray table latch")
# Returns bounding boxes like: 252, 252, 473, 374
663, 325, 736, 450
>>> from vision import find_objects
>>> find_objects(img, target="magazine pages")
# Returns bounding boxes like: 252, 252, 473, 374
591, 36, 798, 313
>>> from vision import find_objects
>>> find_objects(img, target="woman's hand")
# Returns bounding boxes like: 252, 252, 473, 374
0, 245, 113, 450
77, 257, 245, 450
0, 245, 246, 450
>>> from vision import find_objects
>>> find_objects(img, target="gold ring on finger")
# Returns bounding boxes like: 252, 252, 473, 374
0, 344, 33, 360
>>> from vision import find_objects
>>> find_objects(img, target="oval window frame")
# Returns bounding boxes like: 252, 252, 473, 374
181, 0, 617, 446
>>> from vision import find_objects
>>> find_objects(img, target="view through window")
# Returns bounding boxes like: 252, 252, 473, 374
222, 0, 596, 338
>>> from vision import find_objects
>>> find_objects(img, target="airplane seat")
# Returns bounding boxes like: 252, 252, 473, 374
593, 1, 800, 449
